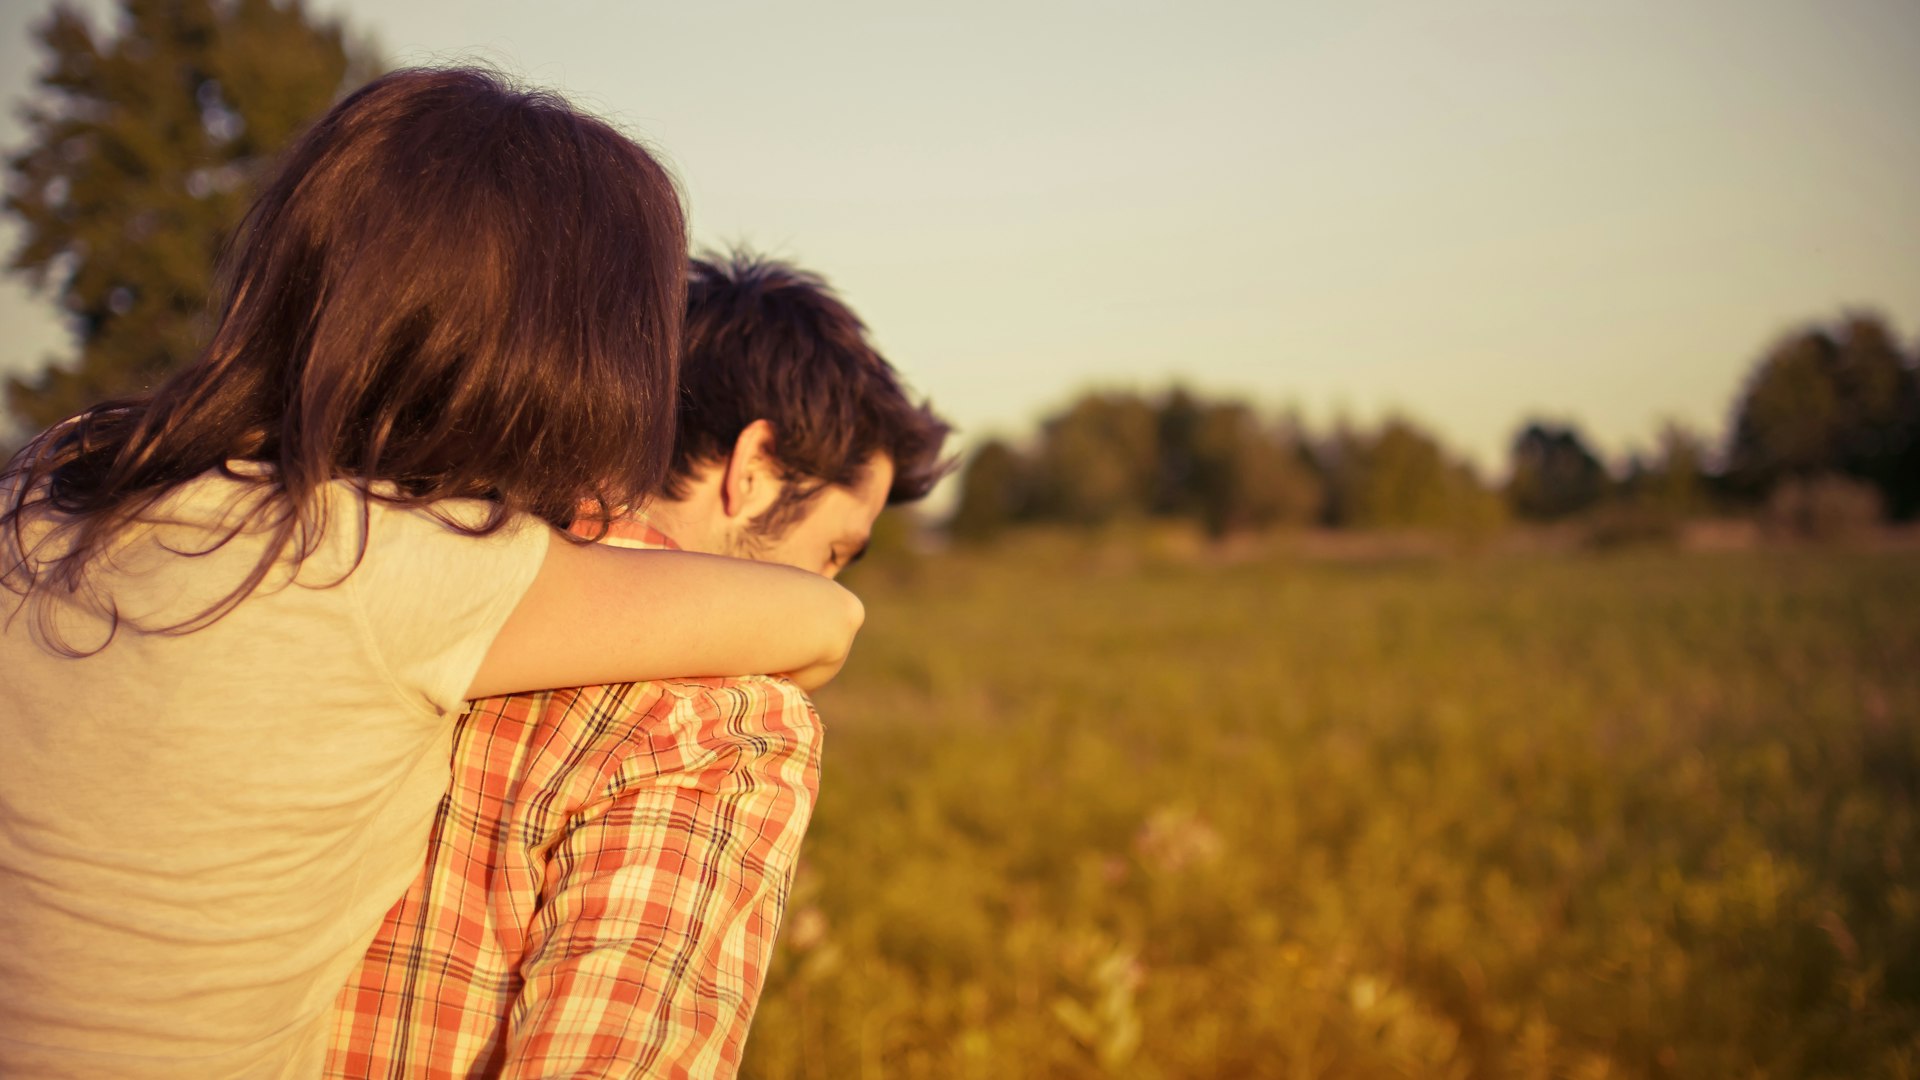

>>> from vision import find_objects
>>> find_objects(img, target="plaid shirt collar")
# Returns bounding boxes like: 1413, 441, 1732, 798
571, 505, 681, 548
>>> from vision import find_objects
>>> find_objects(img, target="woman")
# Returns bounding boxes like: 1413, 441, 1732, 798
0, 68, 859, 1077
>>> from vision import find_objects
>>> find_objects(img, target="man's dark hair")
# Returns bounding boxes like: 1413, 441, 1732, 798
669, 252, 954, 532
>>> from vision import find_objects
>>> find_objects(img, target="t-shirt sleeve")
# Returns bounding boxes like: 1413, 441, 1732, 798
349, 500, 552, 716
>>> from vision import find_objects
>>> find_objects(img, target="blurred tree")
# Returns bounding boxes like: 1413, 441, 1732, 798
1029, 392, 1160, 525
1727, 313, 1919, 518
1598, 424, 1715, 548
949, 438, 1030, 543
1325, 417, 1503, 533
1151, 389, 1320, 534
1151, 386, 1205, 518
1182, 402, 1322, 536
1628, 422, 1711, 518
5, 0, 375, 432
952, 391, 1529, 540
1506, 421, 1607, 521
953, 389, 1330, 541
1834, 316, 1920, 518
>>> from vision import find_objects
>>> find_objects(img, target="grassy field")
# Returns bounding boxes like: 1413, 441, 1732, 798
740, 538, 1920, 1079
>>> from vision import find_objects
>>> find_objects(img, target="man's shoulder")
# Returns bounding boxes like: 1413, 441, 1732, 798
459, 675, 819, 780
449, 674, 820, 842
479, 670, 812, 709
616, 674, 820, 738
466, 674, 813, 737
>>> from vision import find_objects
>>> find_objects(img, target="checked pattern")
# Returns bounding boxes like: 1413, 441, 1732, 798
327, 518, 822, 1079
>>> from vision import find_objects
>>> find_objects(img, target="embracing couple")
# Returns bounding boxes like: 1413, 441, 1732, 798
0, 67, 949, 1078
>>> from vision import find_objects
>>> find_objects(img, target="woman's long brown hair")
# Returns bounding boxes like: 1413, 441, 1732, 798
1, 68, 687, 652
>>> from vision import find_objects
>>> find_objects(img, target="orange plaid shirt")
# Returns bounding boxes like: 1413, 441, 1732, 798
326, 517, 823, 1079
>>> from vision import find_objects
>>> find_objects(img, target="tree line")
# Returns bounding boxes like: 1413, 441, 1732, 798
950, 312, 1920, 541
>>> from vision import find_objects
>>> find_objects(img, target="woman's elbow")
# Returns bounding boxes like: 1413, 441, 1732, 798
786, 584, 865, 693
828, 584, 866, 659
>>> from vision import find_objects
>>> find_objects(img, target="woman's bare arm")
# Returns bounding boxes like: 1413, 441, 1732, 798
466, 535, 864, 699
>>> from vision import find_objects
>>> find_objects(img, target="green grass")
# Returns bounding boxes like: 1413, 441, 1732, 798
742, 543, 1920, 1079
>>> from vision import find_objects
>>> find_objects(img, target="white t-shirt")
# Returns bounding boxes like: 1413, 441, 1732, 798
0, 469, 550, 1077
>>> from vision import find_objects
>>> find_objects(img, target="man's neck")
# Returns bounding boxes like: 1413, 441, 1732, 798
631, 495, 719, 557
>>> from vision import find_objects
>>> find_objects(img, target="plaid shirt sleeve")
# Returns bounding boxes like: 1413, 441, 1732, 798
498, 675, 822, 1079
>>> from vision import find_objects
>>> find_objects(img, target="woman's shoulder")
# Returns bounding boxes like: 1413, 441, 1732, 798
62, 466, 548, 626
154, 464, 546, 564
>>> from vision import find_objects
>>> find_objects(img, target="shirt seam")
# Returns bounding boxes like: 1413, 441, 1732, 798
342, 507, 450, 724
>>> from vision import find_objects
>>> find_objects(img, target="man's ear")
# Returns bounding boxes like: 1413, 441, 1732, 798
719, 419, 784, 523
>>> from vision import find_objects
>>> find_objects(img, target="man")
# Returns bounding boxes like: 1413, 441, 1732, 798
326, 253, 953, 1078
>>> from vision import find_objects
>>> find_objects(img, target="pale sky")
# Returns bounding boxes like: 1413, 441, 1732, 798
4, 0, 1918, 480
